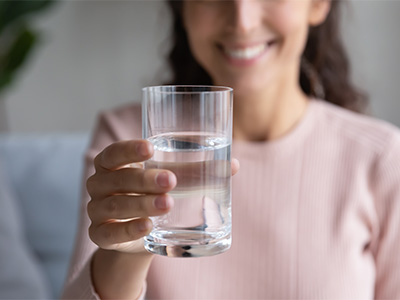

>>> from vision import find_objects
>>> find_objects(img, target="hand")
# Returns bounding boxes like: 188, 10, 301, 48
86, 139, 240, 254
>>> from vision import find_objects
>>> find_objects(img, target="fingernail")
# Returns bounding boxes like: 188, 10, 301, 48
155, 172, 171, 188
154, 195, 173, 210
137, 143, 150, 156
138, 219, 151, 232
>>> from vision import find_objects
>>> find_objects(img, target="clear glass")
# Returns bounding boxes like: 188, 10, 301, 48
142, 85, 233, 257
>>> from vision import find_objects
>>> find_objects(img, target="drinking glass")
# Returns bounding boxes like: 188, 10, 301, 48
142, 85, 233, 257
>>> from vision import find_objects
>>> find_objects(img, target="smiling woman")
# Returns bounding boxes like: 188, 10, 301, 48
168, 0, 366, 111
62, 0, 400, 299
182, 0, 327, 95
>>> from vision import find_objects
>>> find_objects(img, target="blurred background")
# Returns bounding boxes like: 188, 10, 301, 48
1, 0, 400, 133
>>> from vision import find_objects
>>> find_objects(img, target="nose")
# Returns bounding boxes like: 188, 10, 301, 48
229, 0, 262, 34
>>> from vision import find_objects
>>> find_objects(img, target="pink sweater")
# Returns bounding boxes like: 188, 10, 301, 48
63, 99, 400, 299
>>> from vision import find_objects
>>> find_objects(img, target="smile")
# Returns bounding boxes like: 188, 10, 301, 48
223, 44, 267, 60
219, 41, 276, 66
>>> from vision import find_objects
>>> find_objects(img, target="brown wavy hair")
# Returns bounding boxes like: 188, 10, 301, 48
166, 0, 367, 113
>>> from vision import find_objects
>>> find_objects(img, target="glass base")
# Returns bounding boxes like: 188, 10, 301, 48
144, 230, 231, 257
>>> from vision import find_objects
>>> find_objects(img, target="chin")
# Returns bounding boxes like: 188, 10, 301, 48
222, 79, 267, 99
213, 70, 272, 96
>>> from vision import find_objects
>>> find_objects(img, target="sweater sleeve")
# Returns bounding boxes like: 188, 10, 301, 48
61, 111, 146, 300
371, 130, 400, 299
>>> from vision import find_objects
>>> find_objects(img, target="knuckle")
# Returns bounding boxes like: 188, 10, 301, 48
128, 167, 143, 186
88, 223, 98, 244
138, 171, 147, 190
93, 153, 101, 167
142, 169, 154, 188
111, 174, 126, 191
86, 175, 97, 195
101, 144, 111, 160
124, 222, 137, 240
136, 198, 147, 215
100, 224, 113, 242
89, 222, 116, 249
94, 150, 108, 171
140, 196, 154, 215
106, 196, 119, 216
124, 141, 137, 159
113, 168, 141, 192
86, 200, 96, 219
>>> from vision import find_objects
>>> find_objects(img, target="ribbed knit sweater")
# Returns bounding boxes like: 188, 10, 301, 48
62, 99, 400, 299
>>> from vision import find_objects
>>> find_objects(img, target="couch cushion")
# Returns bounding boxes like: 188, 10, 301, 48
0, 134, 89, 298
0, 158, 50, 299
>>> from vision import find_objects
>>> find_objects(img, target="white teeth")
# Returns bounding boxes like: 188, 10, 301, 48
224, 44, 266, 60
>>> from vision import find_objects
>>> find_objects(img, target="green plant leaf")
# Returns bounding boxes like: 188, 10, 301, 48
0, 0, 55, 35
3, 27, 37, 72
0, 72, 13, 93
0, 27, 37, 95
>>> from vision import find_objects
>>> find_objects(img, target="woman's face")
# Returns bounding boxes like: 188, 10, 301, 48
183, 0, 330, 97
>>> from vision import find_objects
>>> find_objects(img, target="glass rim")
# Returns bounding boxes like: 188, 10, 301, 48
142, 85, 233, 94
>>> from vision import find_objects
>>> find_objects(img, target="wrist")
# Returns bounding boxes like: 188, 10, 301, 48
92, 247, 154, 299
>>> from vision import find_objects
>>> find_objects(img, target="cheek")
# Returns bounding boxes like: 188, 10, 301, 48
184, 6, 217, 64
270, 3, 311, 58
183, 3, 223, 44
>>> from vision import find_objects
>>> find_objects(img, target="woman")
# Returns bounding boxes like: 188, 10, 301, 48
63, 0, 400, 299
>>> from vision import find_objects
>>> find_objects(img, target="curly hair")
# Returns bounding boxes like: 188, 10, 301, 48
166, 0, 367, 113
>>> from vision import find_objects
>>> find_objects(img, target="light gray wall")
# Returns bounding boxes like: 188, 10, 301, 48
3, 1, 400, 133
4, 1, 171, 133
342, 0, 400, 125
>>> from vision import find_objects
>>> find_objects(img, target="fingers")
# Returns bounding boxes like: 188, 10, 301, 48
88, 193, 174, 250
89, 218, 153, 250
87, 139, 176, 251
87, 194, 174, 223
95, 140, 153, 171
87, 168, 177, 198
231, 158, 240, 176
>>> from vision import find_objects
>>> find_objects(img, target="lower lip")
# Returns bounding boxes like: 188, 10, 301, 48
221, 44, 272, 67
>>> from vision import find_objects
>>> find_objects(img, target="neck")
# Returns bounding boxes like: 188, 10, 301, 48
232, 77, 309, 142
